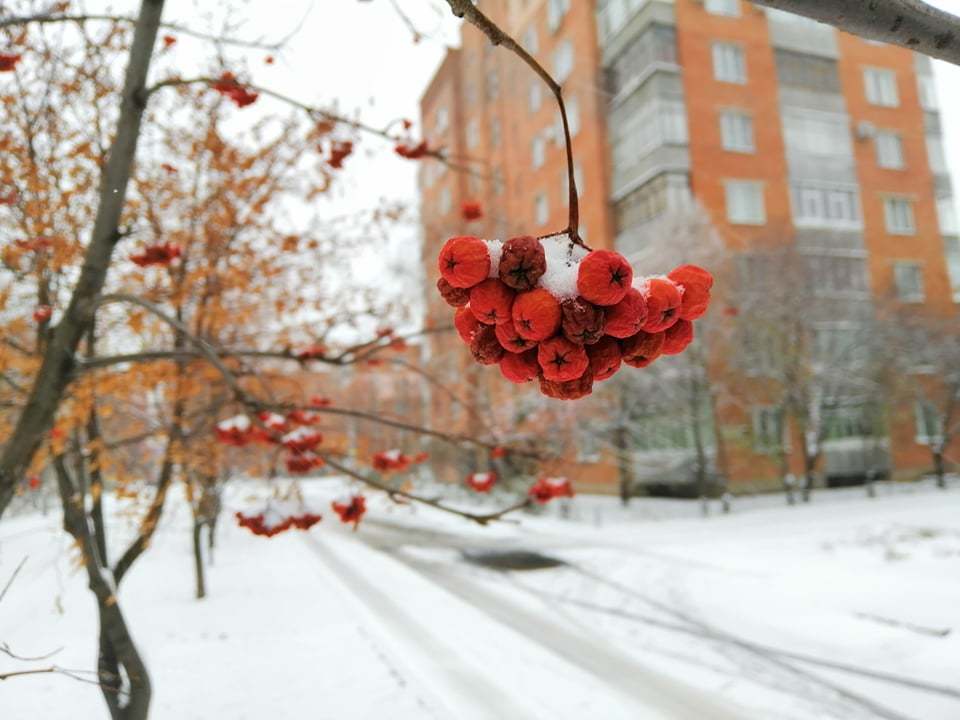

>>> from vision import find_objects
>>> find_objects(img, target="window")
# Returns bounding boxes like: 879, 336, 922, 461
791, 183, 861, 228
705, 0, 739, 17
813, 324, 864, 365
523, 26, 539, 55
552, 40, 574, 84
804, 254, 869, 295
894, 262, 924, 302
884, 197, 915, 235
720, 110, 754, 153
875, 131, 904, 169
775, 50, 841, 93
466, 119, 479, 150
725, 180, 765, 225
752, 406, 784, 452
566, 95, 580, 137
712, 42, 746, 84
918, 75, 938, 111
945, 236, 960, 301
927, 135, 947, 175
492, 168, 504, 196
610, 99, 688, 177
547, 0, 570, 32
490, 119, 501, 149
782, 111, 853, 158
532, 135, 546, 168
607, 24, 677, 96
486, 68, 499, 100
535, 192, 549, 226
439, 186, 451, 215
864, 67, 898, 107
529, 82, 542, 112
435, 106, 449, 135
937, 198, 958, 235
914, 400, 942, 444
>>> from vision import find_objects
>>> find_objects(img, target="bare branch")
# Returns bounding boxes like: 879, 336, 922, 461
0, 557, 27, 605
751, 0, 960, 67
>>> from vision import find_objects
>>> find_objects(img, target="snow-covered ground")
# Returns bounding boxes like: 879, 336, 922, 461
1, 480, 958, 719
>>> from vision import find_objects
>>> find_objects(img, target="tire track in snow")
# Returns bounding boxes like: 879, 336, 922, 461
373, 545, 747, 720
300, 533, 547, 720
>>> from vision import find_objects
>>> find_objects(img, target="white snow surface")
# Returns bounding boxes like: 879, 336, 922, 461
216, 414, 250, 431
538, 233, 589, 299
2, 480, 959, 719
485, 239, 503, 278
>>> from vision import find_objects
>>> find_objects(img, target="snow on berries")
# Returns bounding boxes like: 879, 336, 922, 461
434, 232, 713, 399
466, 472, 497, 493
528, 476, 574, 504
235, 503, 322, 538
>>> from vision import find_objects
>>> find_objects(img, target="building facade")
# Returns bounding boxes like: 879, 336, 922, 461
419, 0, 960, 493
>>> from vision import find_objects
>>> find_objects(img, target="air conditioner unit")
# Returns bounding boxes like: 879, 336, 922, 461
855, 121, 876, 140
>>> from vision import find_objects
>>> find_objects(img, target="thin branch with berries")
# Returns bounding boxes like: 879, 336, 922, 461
443, 0, 585, 248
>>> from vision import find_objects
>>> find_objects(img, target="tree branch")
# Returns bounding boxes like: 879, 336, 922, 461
751, 0, 960, 66
443, 0, 583, 245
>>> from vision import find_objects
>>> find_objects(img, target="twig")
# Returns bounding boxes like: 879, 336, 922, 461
0, 556, 27, 605
443, 0, 584, 246
323, 456, 531, 525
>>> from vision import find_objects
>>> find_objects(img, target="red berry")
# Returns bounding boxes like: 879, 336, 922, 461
331, 495, 366, 528
500, 348, 539, 383
454, 306, 481, 344
588, 336, 622, 381
438, 236, 490, 289
662, 319, 694, 355
466, 472, 497, 493
512, 289, 561, 341
560, 297, 605, 345
621, 331, 665, 368
538, 336, 589, 382
32, 305, 52, 323
470, 324, 505, 365
495, 321, 536, 353
604, 287, 648, 338
498, 235, 546, 291
437, 277, 470, 307
577, 250, 633, 306
528, 476, 575, 503
640, 278, 682, 333
668, 265, 713, 321
469, 278, 515, 325
539, 370, 594, 400
461, 200, 483, 221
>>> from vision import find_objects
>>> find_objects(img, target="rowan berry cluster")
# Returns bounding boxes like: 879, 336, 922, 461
437, 234, 713, 399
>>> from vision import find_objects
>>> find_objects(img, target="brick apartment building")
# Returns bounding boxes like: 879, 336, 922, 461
418, 0, 960, 493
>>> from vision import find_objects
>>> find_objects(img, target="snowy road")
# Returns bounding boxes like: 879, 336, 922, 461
1, 482, 958, 719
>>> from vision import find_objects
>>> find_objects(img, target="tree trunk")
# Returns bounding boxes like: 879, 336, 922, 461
614, 424, 634, 507
0, 0, 166, 521
801, 458, 816, 503
933, 450, 946, 489
193, 519, 206, 600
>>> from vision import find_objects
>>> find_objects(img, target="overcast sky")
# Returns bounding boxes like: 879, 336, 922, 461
167, 0, 960, 240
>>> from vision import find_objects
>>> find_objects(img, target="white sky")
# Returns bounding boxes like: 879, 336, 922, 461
163, 0, 960, 242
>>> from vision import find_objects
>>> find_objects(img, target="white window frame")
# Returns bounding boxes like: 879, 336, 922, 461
566, 94, 580, 137
875, 130, 904, 169
927, 134, 947, 175
864, 67, 899, 107
466, 118, 479, 150
918, 74, 938, 111
725, 180, 766, 225
712, 42, 746, 84
535, 192, 550, 226
705, 0, 740, 17
552, 40, 574, 84
893, 261, 925, 302
791, 182, 862, 230
547, 0, 570, 33
439, 186, 451, 215
532, 134, 546, 169
883, 197, 916, 235
719, 109, 754, 153
914, 399, 943, 445
529, 82, 542, 113
752, 406, 785, 452
937, 197, 958, 236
